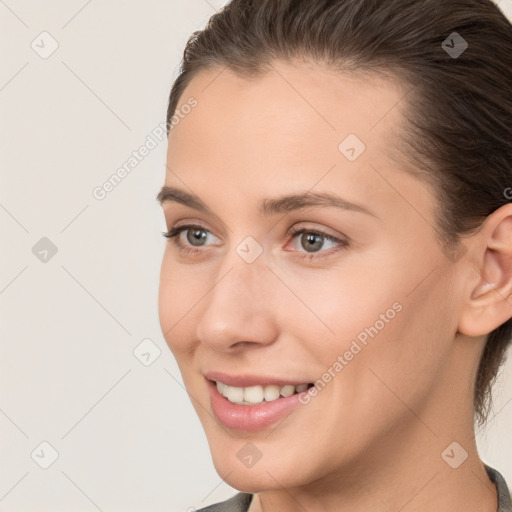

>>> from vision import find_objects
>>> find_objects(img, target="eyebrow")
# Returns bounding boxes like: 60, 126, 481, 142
156, 186, 377, 218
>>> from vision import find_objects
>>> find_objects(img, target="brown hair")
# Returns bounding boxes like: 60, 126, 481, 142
165, 0, 512, 428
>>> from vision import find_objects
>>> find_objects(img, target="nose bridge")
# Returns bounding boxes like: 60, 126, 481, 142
195, 240, 278, 349
213, 229, 271, 306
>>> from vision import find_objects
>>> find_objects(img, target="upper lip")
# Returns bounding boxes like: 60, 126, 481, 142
205, 371, 312, 388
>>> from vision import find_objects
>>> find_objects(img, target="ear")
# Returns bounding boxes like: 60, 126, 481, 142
457, 203, 512, 337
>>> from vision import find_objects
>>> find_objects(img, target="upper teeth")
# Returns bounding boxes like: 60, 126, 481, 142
216, 381, 309, 405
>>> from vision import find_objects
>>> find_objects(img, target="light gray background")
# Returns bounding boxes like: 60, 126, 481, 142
1, 1, 511, 511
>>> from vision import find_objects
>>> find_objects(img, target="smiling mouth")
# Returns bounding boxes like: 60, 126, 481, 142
211, 380, 315, 405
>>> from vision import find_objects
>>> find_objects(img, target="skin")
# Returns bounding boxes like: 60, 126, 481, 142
157, 59, 512, 512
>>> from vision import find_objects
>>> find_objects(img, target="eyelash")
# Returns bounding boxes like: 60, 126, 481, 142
161, 223, 349, 261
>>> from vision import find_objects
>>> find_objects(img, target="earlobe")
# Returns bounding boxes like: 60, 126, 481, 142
457, 204, 512, 337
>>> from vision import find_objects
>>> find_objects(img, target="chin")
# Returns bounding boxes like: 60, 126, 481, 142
208, 443, 314, 494
213, 461, 293, 494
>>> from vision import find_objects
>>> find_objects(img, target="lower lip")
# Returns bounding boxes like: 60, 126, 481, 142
208, 380, 306, 432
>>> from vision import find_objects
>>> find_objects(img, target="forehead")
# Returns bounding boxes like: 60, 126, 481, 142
164, 60, 431, 227
167, 59, 409, 174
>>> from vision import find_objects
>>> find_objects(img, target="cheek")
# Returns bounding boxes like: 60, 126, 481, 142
290, 256, 454, 404
280, 264, 406, 365
320, 266, 456, 433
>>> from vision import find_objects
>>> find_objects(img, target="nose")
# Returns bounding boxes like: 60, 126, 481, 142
195, 252, 279, 353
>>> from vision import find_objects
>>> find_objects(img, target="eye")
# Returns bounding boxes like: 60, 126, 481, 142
161, 223, 349, 260
162, 223, 219, 255
286, 226, 349, 261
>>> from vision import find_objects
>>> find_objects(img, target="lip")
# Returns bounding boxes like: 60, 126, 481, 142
204, 371, 312, 388
207, 379, 306, 432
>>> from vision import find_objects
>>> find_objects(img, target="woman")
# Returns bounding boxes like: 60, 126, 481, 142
157, 0, 512, 510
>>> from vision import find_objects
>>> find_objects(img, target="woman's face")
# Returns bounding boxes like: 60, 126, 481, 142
158, 60, 471, 491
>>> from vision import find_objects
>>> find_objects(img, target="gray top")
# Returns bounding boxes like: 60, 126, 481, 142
488, 464, 512, 512
196, 464, 512, 512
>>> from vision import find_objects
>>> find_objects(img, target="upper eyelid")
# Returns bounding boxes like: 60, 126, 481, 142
166, 223, 347, 245
169, 223, 221, 241
164, 209, 348, 237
